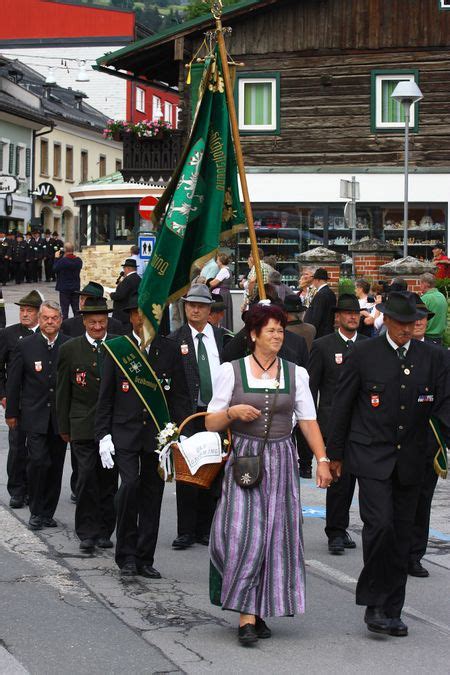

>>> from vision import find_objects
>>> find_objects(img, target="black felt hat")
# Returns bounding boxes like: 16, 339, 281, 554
313, 268, 329, 281
79, 297, 111, 314
122, 258, 137, 269
411, 293, 435, 320
123, 294, 139, 313
211, 293, 226, 312
283, 294, 306, 313
332, 294, 362, 313
376, 291, 427, 323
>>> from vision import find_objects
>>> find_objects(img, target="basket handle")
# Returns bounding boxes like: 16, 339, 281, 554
177, 410, 232, 450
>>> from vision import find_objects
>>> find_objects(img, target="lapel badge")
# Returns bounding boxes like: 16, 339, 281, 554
335, 353, 343, 364
75, 371, 87, 387
404, 368, 410, 375
181, 342, 189, 356
34, 361, 42, 372
371, 393, 380, 408
121, 380, 130, 393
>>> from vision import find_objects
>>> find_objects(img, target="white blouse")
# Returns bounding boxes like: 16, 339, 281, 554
207, 356, 317, 422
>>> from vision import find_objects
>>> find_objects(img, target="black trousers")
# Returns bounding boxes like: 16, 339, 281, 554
114, 448, 164, 569
59, 292, 80, 320
44, 258, 53, 282
70, 443, 78, 496
27, 427, 67, 518
72, 439, 118, 541
25, 261, 33, 283
325, 471, 357, 539
0, 260, 8, 285
14, 262, 26, 284
7, 425, 28, 498
410, 460, 438, 563
356, 469, 421, 617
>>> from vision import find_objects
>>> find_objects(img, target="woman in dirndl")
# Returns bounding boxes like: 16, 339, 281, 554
206, 303, 332, 645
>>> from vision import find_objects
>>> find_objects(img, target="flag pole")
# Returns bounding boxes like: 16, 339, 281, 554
210, 1, 266, 300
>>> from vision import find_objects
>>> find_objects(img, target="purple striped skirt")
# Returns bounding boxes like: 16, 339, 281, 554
209, 432, 305, 617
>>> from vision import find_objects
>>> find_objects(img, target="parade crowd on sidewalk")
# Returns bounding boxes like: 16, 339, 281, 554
0, 245, 449, 647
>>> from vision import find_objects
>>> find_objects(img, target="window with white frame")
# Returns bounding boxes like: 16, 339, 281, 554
372, 71, 419, 131
0, 139, 8, 174
439, 1, 450, 9
16, 144, 26, 179
175, 106, 180, 129
136, 87, 145, 113
152, 95, 162, 120
164, 101, 172, 124
237, 74, 279, 133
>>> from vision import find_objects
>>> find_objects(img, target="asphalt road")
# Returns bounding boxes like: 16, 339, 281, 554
0, 282, 449, 674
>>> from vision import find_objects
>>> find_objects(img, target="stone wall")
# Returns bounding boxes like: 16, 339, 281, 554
80, 245, 131, 289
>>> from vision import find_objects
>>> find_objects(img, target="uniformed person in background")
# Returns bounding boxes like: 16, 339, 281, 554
24, 233, 34, 283
0, 290, 42, 508
308, 294, 367, 554
327, 292, 450, 638
42, 229, 55, 282
95, 295, 191, 578
5, 301, 69, 531
57, 296, 118, 554
11, 233, 28, 285
0, 228, 12, 286
29, 230, 43, 283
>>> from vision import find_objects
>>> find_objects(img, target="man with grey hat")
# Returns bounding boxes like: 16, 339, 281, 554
57, 296, 118, 553
110, 259, 141, 328
168, 284, 226, 550
0, 290, 43, 508
327, 292, 450, 637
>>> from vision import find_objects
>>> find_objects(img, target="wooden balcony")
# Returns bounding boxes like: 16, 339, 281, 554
120, 130, 183, 184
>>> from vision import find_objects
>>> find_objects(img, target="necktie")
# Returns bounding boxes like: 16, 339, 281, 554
196, 333, 212, 405
396, 346, 406, 361
95, 340, 104, 375
346, 340, 353, 349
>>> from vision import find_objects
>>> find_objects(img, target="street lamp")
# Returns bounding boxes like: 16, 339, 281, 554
391, 80, 423, 257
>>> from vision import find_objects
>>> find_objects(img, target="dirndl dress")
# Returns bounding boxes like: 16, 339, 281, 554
209, 358, 306, 618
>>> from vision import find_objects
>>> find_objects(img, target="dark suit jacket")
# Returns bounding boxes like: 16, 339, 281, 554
6, 332, 70, 434
222, 326, 309, 367
326, 335, 450, 485
54, 254, 83, 292
304, 284, 337, 338
168, 323, 226, 414
95, 335, 191, 451
0, 323, 37, 398
56, 334, 116, 441
61, 315, 124, 338
110, 272, 141, 324
308, 331, 367, 438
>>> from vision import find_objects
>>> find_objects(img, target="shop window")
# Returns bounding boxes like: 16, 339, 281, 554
371, 70, 419, 132
136, 87, 145, 113
93, 205, 109, 243
113, 205, 135, 242
81, 150, 88, 183
53, 143, 62, 179
237, 73, 280, 134
65, 146, 74, 181
40, 139, 49, 176
99, 154, 106, 178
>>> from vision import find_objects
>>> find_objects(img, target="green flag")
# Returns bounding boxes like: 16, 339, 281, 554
139, 48, 245, 344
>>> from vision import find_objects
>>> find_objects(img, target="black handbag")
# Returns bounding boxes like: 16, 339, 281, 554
232, 362, 281, 489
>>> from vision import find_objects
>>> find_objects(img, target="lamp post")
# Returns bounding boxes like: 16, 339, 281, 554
391, 80, 423, 258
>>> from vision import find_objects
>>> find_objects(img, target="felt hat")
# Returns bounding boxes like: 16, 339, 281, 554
376, 291, 427, 323
313, 268, 329, 281
283, 294, 306, 313
15, 290, 43, 308
122, 258, 137, 269
211, 293, 226, 312
75, 281, 104, 298
411, 293, 435, 320
123, 294, 139, 313
79, 296, 111, 314
332, 294, 362, 313
182, 284, 213, 304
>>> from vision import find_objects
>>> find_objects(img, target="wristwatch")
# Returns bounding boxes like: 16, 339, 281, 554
318, 457, 331, 463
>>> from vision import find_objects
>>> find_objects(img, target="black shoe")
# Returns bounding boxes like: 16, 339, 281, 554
238, 623, 258, 645
120, 562, 138, 577
255, 617, 271, 639
70, 493, 77, 504
388, 617, 408, 637
408, 560, 429, 578
96, 537, 113, 549
343, 531, 356, 549
364, 606, 390, 634
172, 534, 195, 549
9, 496, 25, 509
328, 536, 345, 555
299, 464, 312, 479
79, 539, 95, 553
41, 517, 58, 528
195, 534, 210, 546
138, 565, 162, 579
29, 515, 43, 530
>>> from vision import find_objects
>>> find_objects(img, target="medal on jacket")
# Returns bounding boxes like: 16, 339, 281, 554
181, 342, 189, 355
34, 361, 42, 372
121, 380, 130, 393
160, 374, 171, 391
335, 353, 343, 364
371, 394, 380, 408
75, 371, 87, 387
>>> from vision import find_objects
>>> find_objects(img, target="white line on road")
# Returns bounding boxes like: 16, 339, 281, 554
306, 559, 358, 584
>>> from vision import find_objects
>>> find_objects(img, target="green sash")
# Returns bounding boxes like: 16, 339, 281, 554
103, 336, 170, 432
430, 417, 448, 479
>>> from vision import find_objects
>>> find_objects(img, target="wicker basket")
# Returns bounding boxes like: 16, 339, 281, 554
172, 411, 231, 489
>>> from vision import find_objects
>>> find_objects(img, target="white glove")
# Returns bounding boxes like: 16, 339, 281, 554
99, 434, 115, 469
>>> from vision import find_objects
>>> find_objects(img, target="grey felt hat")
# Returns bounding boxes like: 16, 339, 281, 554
182, 284, 213, 304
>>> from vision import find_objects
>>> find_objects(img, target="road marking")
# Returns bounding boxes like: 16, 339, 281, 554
306, 559, 357, 584
403, 606, 450, 635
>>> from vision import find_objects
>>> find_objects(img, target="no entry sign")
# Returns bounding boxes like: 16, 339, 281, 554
139, 195, 158, 220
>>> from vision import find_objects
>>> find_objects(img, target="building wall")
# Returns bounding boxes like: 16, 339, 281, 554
0, 116, 33, 229
34, 122, 122, 246
127, 80, 180, 128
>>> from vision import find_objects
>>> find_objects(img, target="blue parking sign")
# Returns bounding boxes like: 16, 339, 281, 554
139, 234, 156, 260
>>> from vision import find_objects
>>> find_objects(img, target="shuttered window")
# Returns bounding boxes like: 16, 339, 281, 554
237, 73, 279, 134
81, 150, 88, 183
66, 146, 73, 181
53, 143, 62, 178
99, 154, 106, 178
371, 71, 419, 132
26, 148, 31, 177
9, 143, 14, 174
40, 139, 49, 175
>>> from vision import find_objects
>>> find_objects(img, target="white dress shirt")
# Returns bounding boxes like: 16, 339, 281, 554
85, 332, 106, 346
386, 331, 411, 355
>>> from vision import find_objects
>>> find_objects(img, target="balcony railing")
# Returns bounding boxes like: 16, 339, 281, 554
121, 130, 183, 184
